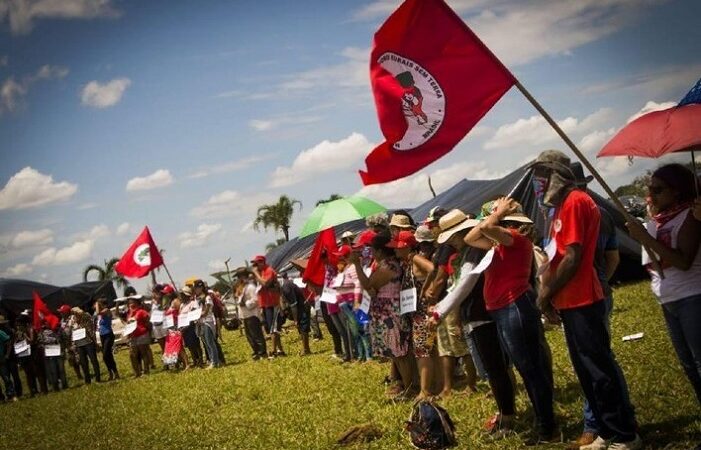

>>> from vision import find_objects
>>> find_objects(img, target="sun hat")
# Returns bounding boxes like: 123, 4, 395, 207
389, 214, 413, 229
251, 255, 266, 264
571, 161, 594, 187
436, 209, 480, 244
182, 285, 193, 296
530, 149, 575, 179
332, 245, 352, 258
340, 231, 355, 240
353, 229, 378, 248
387, 230, 418, 249
414, 224, 435, 242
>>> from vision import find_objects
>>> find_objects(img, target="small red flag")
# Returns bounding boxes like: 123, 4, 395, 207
302, 228, 338, 288
33, 291, 59, 331
115, 226, 164, 278
359, 0, 515, 185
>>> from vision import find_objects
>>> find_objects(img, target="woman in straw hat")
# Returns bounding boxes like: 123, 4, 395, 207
465, 197, 557, 444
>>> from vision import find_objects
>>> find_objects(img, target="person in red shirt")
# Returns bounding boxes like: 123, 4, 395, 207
126, 297, 151, 377
533, 150, 640, 449
251, 255, 285, 357
465, 197, 555, 443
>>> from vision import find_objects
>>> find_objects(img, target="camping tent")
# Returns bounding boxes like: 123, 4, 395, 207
266, 164, 646, 282
0, 279, 117, 318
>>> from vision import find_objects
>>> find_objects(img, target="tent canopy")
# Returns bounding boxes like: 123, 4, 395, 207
266, 163, 645, 282
0, 279, 117, 318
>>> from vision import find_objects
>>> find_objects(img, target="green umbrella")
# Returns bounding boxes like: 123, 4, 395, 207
299, 196, 387, 238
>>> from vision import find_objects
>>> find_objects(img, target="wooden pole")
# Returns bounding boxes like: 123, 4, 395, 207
514, 81, 664, 275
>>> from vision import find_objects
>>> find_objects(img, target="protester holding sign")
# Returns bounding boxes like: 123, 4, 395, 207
14, 312, 47, 395
37, 319, 63, 391
193, 280, 222, 369
252, 255, 286, 357
57, 305, 81, 382
95, 299, 119, 381
126, 297, 151, 377
350, 232, 415, 400
69, 307, 101, 384
179, 286, 204, 367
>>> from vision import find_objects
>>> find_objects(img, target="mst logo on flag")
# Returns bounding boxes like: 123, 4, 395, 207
359, 0, 515, 185
378, 52, 445, 150
115, 226, 163, 278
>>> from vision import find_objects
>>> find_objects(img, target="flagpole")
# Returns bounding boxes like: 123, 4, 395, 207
159, 261, 180, 295
514, 80, 664, 276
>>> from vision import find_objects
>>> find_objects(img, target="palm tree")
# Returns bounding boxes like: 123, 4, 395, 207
315, 193, 342, 206
82, 257, 130, 291
265, 238, 287, 252
253, 195, 302, 242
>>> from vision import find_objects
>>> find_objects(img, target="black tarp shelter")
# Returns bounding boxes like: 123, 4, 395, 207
0, 279, 117, 318
267, 164, 646, 282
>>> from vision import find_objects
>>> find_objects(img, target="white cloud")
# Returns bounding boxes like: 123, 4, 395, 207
270, 132, 374, 188
626, 101, 676, 124
208, 259, 225, 271
188, 155, 272, 179
484, 108, 615, 150
75, 224, 110, 240
190, 190, 276, 219
1, 65, 69, 114
77, 202, 98, 210
10, 228, 54, 248
0, 167, 77, 210
126, 169, 174, 192
582, 63, 701, 99
1, 263, 33, 277
116, 222, 131, 236
80, 77, 131, 108
178, 223, 222, 248
248, 115, 322, 132
32, 239, 94, 266
1, 0, 120, 35
357, 161, 504, 208
351, 0, 665, 66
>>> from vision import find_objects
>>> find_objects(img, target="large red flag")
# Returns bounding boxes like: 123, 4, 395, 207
359, 0, 515, 185
302, 228, 338, 288
33, 291, 59, 331
115, 226, 164, 278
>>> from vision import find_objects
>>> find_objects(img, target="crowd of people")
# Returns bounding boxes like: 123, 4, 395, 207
0, 150, 699, 450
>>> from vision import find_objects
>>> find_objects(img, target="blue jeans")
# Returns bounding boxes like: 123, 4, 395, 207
490, 291, 555, 434
201, 324, 221, 367
582, 296, 634, 434
661, 294, 701, 405
561, 300, 637, 442
465, 329, 488, 380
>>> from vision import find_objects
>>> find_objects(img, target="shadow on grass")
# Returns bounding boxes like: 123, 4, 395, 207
639, 414, 700, 448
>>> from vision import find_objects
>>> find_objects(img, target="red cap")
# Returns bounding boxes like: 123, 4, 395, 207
58, 304, 71, 314
352, 229, 377, 248
161, 284, 175, 295
251, 255, 266, 264
386, 230, 418, 249
332, 245, 352, 258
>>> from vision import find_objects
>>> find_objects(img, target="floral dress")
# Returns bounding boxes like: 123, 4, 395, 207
404, 255, 434, 358
369, 257, 410, 358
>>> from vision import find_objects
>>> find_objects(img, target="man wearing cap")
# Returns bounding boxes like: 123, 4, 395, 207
251, 255, 285, 357
532, 150, 640, 449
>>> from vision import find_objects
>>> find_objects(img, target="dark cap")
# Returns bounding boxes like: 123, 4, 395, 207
531, 150, 575, 179
571, 162, 594, 187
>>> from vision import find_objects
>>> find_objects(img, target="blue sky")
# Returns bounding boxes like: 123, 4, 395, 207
1, 0, 700, 292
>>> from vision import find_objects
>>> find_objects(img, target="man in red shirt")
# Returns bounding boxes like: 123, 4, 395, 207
533, 150, 640, 450
251, 255, 285, 357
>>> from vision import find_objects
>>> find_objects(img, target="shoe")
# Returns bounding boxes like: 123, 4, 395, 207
579, 436, 607, 450
567, 432, 597, 449
275, 351, 286, 357
205, 364, 215, 370
608, 435, 643, 450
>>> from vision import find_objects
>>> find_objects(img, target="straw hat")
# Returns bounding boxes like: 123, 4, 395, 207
414, 225, 435, 242
437, 209, 480, 244
340, 231, 355, 240
389, 214, 413, 229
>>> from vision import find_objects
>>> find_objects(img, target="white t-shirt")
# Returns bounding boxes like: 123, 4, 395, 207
645, 209, 701, 304
238, 283, 260, 319
202, 295, 217, 328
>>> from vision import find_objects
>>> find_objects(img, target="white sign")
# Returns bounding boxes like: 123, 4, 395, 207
359, 292, 371, 314
188, 308, 202, 322
72, 328, 86, 341
469, 248, 495, 275
13, 340, 30, 356
163, 315, 174, 329
150, 309, 164, 323
536, 240, 558, 277
292, 277, 306, 288
178, 313, 190, 328
314, 297, 321, 311
123, 321, 137, 336
331, 273, 344, 288
45, 344, 61, 357
320, 287, 337, 304
399, 287, 417, 315
622, 332, 644, 342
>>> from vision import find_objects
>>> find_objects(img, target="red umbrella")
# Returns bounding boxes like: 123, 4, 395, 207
597, 103, 701, 158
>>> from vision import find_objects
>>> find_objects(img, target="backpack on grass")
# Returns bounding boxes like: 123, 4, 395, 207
406, 400, 457, 450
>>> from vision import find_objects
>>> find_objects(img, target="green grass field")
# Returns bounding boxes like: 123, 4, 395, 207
0, 281, 699, 449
